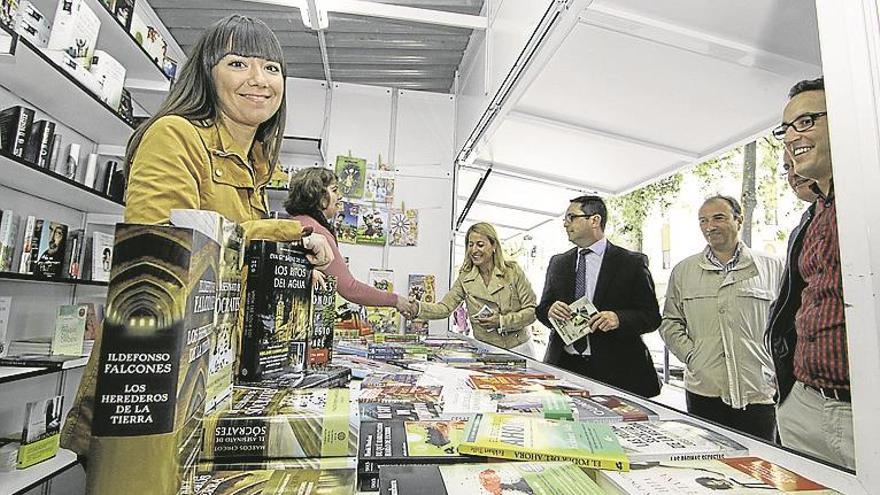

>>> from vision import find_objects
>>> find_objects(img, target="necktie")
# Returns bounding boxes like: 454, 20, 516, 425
573, 248, 591, 355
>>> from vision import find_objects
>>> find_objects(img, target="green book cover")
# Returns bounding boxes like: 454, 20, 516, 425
335, 155, 366, 199
459, 412, 629, 471
202, 387, 357, 461
193, 468, 356, 495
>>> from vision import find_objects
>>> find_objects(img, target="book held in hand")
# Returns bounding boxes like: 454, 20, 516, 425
551, 294, 599, 346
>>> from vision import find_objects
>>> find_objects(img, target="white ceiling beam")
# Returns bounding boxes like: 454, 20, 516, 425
470, 159, 612, 195
244, 0, 487, 30
507, 109, 701, 160
457, 195, 562, 218
579, 4, 821, 78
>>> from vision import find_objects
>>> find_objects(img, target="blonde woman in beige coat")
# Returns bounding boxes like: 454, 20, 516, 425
415, 222, 537, 356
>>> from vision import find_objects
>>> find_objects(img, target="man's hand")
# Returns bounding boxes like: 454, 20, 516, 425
396, 296, 418, 319
475, 313, 501, 331
302, 233, 333, 270
588, 311, 619, 332
548, 301, 573, 322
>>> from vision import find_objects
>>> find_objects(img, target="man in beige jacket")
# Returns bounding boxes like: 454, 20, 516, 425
659, 195, 783, 440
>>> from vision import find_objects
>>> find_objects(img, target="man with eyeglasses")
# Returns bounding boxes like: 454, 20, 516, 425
765, 77, 854, 468
658, 195, 782, 441
535, 195, 661, 398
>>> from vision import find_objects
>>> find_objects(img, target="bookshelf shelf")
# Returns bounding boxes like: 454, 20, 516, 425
0, 153, 124, 214
0, 449, 78, 495
1, 36, 134, 146
0, 272, 109, 287
0, 358, 89, 385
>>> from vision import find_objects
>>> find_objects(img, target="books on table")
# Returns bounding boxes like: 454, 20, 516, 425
596, 457, 842, 494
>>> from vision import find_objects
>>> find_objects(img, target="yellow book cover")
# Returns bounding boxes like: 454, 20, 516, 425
459, 412, 629, 471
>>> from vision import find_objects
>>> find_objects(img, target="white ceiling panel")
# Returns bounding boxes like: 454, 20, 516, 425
594, 0, 821, 65
457, 220, 527, 242
478, 117, 688, 193
514, 23, 804, 157
456, 168, 577, 215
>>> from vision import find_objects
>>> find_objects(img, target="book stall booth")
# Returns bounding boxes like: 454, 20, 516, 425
0, 0, 879, 493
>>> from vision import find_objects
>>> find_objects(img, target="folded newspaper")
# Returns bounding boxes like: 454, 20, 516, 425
551, 295, 599, 345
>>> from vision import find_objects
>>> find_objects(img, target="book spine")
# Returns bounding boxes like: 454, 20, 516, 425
17, 215, 35, 273
238, 241, 266, 380
82, 153, 98, 188
457, 443, 630, 471
64, 143, 80, 180
0, 357, 66, 369
22, 119, 45, 164
4, 107, 34, 158
36, 121, 55, 168
26, 218, 43, 274
47, 134, 62, 172
0, 210, 15, 272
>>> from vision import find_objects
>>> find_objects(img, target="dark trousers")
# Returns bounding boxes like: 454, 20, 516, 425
686, 391, 777, 442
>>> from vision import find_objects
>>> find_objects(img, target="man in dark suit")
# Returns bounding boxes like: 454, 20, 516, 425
536, 195, 662, 398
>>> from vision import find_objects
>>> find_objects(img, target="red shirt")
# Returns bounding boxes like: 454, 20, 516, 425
793, 196, 849, 389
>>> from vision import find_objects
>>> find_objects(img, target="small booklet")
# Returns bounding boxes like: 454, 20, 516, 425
551, 295, 599, 345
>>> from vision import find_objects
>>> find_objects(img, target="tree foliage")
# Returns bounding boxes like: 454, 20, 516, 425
608, 173, 683, 251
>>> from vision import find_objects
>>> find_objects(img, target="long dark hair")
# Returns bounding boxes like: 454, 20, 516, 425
284, 167, 338, 241
124, 15, 287, 175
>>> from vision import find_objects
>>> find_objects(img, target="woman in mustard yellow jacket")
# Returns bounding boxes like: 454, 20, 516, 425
416, 222, 537, 355
61, 15, 332, 464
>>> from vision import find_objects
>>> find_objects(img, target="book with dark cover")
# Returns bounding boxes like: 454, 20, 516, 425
201, 387, 357, 461
193, 468, 357, 495
170, 209, 246, 414
22, 119, 54, 166
60, 228, 84, 278
358, 418, 481, 491
378, 462, 606, 495
572, 395, 659, 423
358, 402, 441, 422
610, 420, 749, 463
87, 223, 220, 495
239, 241, 312, 381
0, 105, 34, 158
243, 365, 351, 390
308, 276, 336, 366
33, 221, 67, 278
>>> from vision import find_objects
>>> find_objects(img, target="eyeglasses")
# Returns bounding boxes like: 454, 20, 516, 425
772, 112, 827, 140
563, 213, 595, 223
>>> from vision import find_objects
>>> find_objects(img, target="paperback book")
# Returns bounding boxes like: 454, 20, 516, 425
356, 206, 387, 245
87, 223, 220, 495
551, 294, 599, 346
596, 457, 842, 494
46, 0, 100, 69
201, 387, 357, 461
571, 395, 659, 423
50, 304, 88, 356
358, 401, 442, 422
0, 209, 19, 272
33, 221, 67, 278
239, 240, 312, 381
17, 395, 63, 468
0, 296, 9, 358
379, 462, 606, 495
0, 105, 34, 158
335, 155, 366, 199
334, 201, 359, 244
388, 207, 418, 247
458, 412, 629, 471
610, 420, 749, 463
357, 418, 480, 491
356, 385, 443, 404
90, 230, 114, 282
309, 276, 337, 366
193, 468, 357, 495
405, 274, 435, 335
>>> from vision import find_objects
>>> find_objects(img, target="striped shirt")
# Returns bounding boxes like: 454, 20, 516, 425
704, 242, 742, 274
793, 196, 849, 389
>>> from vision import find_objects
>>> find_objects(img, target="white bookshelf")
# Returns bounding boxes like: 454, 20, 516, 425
0, 449, 78, 495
